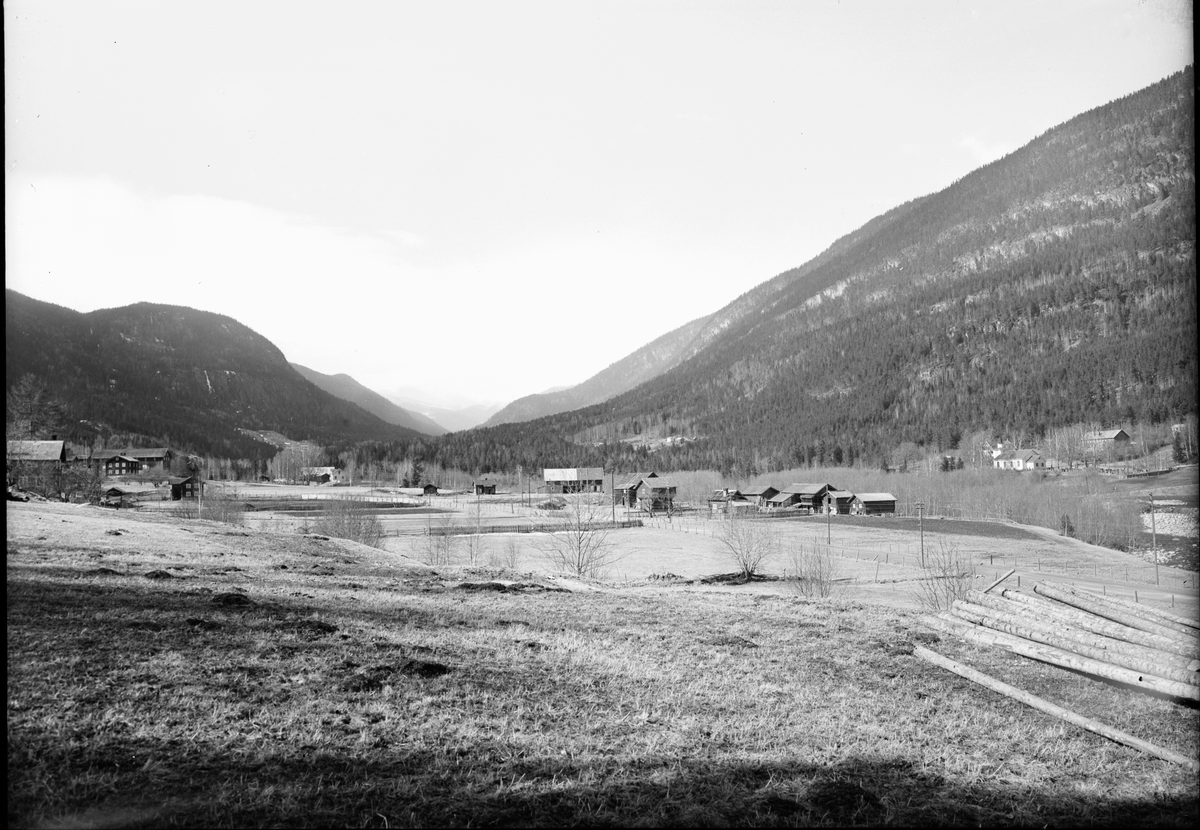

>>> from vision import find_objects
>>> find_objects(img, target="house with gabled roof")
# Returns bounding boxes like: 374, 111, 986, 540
613, 471, 656, 507
473, 475, 501, 495
851, 493, 897, 515
741, 485, 779, 506
992, 448, 1046, 471
781, 482, 839, 512
543, 467, 606, 494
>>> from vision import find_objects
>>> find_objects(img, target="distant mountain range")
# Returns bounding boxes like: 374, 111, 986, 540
6, 68, 1194, 477
290, 363, 447, 436
5, 292, 425, 458
385, 394, 504, 433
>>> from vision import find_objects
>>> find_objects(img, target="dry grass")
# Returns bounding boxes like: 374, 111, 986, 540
7, 502, 1199, 828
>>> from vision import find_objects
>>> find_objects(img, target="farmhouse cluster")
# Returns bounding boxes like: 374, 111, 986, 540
471, 468, 899, 517
707, 482, 897, 516
6, 440, 202, 505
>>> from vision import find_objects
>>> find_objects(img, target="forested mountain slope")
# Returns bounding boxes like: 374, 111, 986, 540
291, 363, 447, 436
413, 67, 1196, 475
5, 292, 423, 458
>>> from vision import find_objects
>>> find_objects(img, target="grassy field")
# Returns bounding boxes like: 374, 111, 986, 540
7, 500, 1199, 828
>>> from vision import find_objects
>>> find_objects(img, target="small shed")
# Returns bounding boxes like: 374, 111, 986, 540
473, 476, 499, 495
102, 484, 151, 508
423, 483, 439, 496
169, 475, 203, 501
767, 491, 801, 509
851, 493, 897, 515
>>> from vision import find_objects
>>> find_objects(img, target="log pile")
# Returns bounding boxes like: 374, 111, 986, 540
919, 578, 1199, 771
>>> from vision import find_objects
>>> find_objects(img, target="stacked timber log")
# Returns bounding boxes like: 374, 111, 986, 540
925, 580, 1199, 702
919, 578, 1200, 771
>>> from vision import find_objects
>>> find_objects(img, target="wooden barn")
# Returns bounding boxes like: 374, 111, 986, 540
543, 467, 606, 494
741, 485, 779, 507
827, 490, 856, 514
423, 484, 439, 496
612, 471, 657, 507
782, 483, 838, 512
473, 475, 500, 495
638, 475, 677, 513
851, 493, 897, 515
170, 475, 203, 501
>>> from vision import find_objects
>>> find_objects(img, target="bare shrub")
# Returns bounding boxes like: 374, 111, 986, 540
489, 536, 522, 571
201, 487, 246, 526
462, 498, 487, 565
535, 496, 622, 578
715, 512, 777, 579
418, 517, 456, 566
913, 540, 975, 613
788, 541, 840, 598
310, 498, 384, 548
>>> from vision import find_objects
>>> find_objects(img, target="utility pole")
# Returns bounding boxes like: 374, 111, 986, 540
611, 470, 616, 524
825, 491, 832, 545
916, 501, 925, 568
1150, 492, 1159, 585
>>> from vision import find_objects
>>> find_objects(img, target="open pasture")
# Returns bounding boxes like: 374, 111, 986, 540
7, 500, 1199, 827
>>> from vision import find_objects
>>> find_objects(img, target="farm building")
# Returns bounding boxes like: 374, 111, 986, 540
473, 476, 500, 495
851, 493, 897, 515
423, 484, 439, 496
612, 471, 659, 507
638, 476, 678, 513
302, 466, 344, 485
7, 440, 68, 465
88, 448, 175, 471
102, 484, 156, 508
740, 485, 779, 507
708, 489, 754, 515
826, 490, 856, 514
767, 490, 802, 509
169, 475, 203, 501
781, 483, 839, 512
1083, 429, 1132, 450
543, 467, 605, 494
992, 449, 1046, 471
104, 455, 143, 477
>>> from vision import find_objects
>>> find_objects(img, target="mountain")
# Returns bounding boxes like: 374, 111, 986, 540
385, 393, 504, 433
290, 363, 447, 436
408, 66, 1197, 476
5, 292, 425, 458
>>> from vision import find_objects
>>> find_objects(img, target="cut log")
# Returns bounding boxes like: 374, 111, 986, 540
982, 568, 1016, 594
915, 646, 1199, 772
963, 591, 1199, 675
1035, 582, 1197, 643
1068, 584, 1200, 633
999, 589, 1198, 659
951, 600, 1200, 687
1038, 581, 1198, 640
926, 613, 1200, 702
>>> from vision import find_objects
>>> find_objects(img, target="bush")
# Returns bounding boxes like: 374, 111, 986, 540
310, 499, 384, 548
787, 542, 840, 598
912, 540, 975, 613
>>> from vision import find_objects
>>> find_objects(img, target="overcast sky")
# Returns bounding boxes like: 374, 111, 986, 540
5, 0, 1193, 410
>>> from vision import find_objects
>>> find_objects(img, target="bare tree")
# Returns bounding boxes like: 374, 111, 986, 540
536, 495, 622, 578
462, 496, 487, 566
417, 516, 456, 566
715, 511, 777, 579
311, 498, 385, 548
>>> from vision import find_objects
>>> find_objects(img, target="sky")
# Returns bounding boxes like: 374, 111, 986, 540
5, 0, 1193, 411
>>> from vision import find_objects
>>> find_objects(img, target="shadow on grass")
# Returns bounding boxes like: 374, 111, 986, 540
10, 744, 1198, 828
